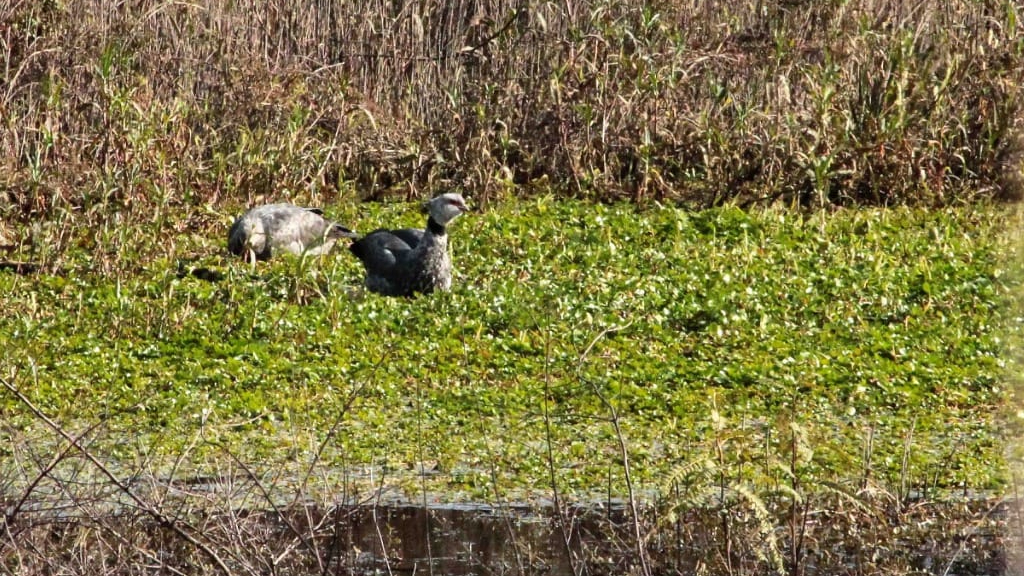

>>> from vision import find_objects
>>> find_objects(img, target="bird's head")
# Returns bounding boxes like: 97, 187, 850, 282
426, 193, 470, 226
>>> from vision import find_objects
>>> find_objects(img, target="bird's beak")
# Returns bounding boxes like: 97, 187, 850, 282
332, 225, 359, 239
420, 201, 430, 214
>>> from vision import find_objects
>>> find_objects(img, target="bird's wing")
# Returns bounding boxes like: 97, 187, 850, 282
295, 208, 357, 241
349, 229, 420, 271
262, 206, 331, 251
389, 228, 424, 248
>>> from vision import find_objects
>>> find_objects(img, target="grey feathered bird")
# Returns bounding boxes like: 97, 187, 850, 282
227, 204, 357, 262
349, 193, 469, 297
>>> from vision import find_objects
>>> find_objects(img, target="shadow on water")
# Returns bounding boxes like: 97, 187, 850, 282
273, 499, 636, 576
2, 482, 1011, 575
264, 497, 1009, 576
325, 501, 598, 575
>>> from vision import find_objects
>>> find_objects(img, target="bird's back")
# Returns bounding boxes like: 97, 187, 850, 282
349, 229, 421, 267
228, 204, 354, 260
349, 228, 430, 296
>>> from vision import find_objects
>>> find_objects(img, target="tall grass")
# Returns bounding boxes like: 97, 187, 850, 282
2, 0, 1023, 226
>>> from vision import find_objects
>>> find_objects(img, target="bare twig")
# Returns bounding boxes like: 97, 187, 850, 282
489, 461, 527, 576
540, 325, 581, 576
940, 495, 1007, 576
370, 461, 395, 576
413, 373, 435, 576
3, 418, 105, 531
0, 376, 236, 575
296, 349, 384, 501
575, 321, 651, 576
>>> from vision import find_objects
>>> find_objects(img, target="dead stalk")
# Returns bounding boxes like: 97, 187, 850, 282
541, 325, 581, 576
0, 376, 236, 575
575, 320, 651, 576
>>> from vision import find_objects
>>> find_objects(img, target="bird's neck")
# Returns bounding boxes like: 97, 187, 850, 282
427, 217, 447, 236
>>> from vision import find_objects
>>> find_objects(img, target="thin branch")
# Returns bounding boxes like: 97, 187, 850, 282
4, 418, 105, 529
575, 321, 651, 576
413, 373, 435, 576
370, 462, 395, 576
541, 325, 581, 576
295, 347, 386, 502
941, 495, 1007, 576
0, 376, 235, 575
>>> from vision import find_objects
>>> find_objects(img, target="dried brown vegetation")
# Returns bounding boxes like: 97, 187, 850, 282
1, 1, 1023, 574
0, 427, 1008, 576
2, 0, 1023, 223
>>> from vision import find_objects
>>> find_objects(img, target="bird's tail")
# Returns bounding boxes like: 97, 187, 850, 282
328, 224, 359, 239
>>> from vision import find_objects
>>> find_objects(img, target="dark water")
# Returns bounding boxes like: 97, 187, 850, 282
292, 500, 633, 575
6, 482, 1011, 575
264, 497, 1010, 576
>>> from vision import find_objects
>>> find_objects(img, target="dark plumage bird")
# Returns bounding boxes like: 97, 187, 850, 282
349, 193, 469, 297
227, 204, 357, 262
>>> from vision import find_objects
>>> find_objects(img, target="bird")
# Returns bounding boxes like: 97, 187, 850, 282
227, 204, 357, 262
349, 193, 470, 297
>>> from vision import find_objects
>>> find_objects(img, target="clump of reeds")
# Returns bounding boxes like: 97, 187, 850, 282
1, 0, 1021, 218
